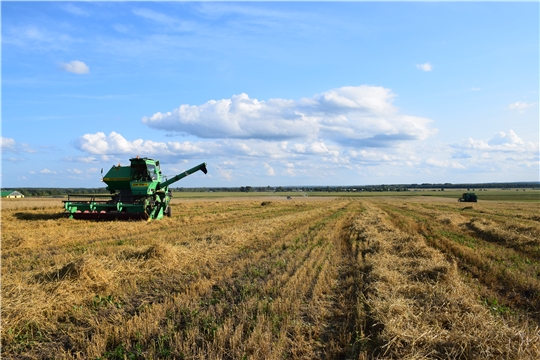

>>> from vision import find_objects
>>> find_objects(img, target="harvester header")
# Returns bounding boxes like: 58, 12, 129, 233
64, 158, 208, 220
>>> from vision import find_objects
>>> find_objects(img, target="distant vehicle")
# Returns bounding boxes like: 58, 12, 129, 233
458, 192, 477, 202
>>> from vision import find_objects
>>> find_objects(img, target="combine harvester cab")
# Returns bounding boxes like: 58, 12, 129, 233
64, 157, 207, 220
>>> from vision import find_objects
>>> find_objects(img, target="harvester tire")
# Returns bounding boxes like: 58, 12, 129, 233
165, 206, 172, 217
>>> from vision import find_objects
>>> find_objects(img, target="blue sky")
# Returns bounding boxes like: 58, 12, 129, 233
1, 1, 538, 188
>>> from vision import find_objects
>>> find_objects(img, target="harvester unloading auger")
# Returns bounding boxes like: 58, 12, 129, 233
64, 157, 207, 220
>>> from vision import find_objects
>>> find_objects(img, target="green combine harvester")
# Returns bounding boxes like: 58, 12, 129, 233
64, 157, 207, 220
458, 192, 477, 202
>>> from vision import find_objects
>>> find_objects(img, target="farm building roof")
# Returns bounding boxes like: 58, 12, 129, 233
1, 191, 24, 197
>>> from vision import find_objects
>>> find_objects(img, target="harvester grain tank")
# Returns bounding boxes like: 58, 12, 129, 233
458, 192, 477, 202
64, 157, 207, 220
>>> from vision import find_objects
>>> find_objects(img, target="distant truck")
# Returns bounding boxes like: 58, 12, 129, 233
458, 192, 477, 202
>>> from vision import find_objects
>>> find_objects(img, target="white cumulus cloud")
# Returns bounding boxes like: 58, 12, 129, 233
60, 60, 89, 74
284, 163, 296, 176
1, 137, 16, 152
487, 130, 524, 147
74, 131, 209, 157
454, 130, 534, 153
74, 131, 347, 165
448, 129, 538, 174
264, 162, 275, 176
416, 63, 433, 72
142, 86, 436, 148
1, 137, 36, 153
507, 101, 536, 113
347, 149, 396, 164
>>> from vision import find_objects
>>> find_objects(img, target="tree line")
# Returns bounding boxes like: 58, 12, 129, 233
2, 181, 538, 197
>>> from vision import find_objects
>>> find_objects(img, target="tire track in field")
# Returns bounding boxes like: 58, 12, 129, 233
348, 202, 386, 357
207, 201, 358, 359
316, 204, 364, 359
255, 202, 362, 359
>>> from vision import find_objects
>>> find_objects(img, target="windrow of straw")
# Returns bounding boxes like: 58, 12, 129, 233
377, 198, 540, 324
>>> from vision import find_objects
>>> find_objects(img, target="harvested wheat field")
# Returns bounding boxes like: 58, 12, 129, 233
2, 196, 540, 359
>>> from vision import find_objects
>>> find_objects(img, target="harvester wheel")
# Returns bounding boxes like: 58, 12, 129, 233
165, 206, 172, 217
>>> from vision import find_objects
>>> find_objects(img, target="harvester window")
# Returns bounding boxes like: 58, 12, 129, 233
132, 163, 149, 181
147, 164, 158, 180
